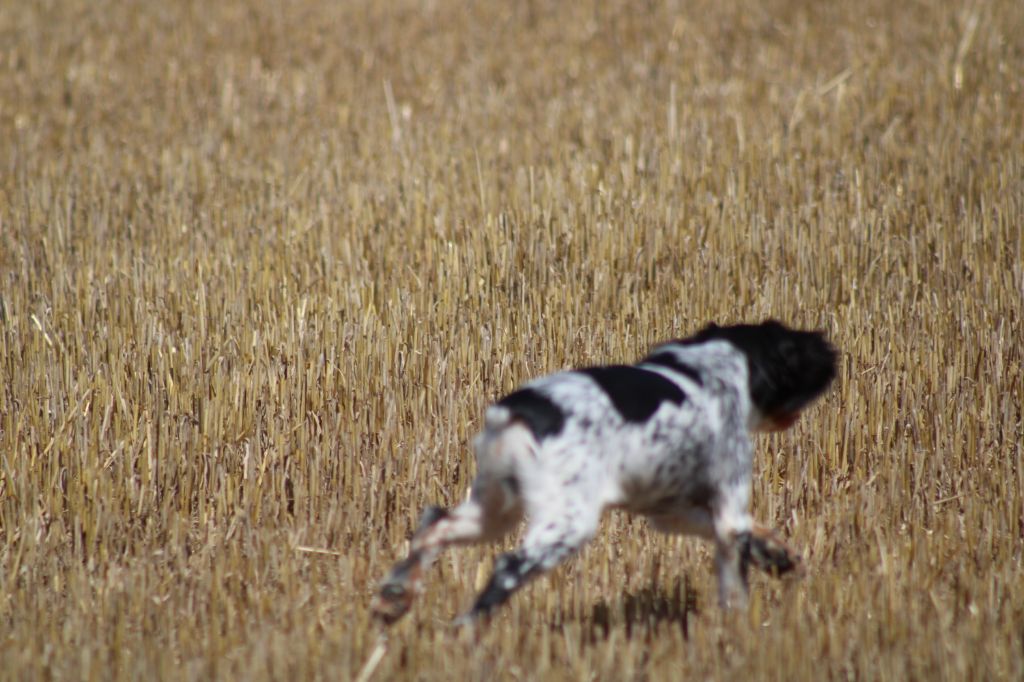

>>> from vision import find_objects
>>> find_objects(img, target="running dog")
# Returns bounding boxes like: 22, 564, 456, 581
372, 320, 837, 625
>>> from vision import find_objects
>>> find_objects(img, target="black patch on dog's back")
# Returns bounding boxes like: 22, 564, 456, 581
577, 366, 686, 423
644, 353, 704, 386
496, 389, 566, 439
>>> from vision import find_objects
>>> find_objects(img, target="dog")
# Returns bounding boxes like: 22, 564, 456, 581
371, 320, 837, 625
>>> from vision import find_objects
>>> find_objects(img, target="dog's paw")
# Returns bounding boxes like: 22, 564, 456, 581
747, 525, 804, 578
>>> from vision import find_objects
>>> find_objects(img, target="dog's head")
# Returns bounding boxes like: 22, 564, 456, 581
688, 320, 838, 430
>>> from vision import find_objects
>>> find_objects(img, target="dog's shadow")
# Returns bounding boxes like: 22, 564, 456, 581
585, 575, 700, 642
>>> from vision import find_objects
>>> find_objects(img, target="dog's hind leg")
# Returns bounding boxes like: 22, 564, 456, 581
371, 480, 522, 625
371, 423, 531, 625
455, 495, 603, 624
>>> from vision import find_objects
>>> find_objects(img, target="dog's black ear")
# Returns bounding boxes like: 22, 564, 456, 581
688, 320, 837, 421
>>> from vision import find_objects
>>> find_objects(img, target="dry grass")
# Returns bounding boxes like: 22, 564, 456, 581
1, 0, 1022, 679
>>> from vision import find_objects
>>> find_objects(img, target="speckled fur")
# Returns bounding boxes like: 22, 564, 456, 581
372, 321, 836, 625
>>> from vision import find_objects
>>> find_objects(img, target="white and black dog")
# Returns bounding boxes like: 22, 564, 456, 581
372, 320, 837, 625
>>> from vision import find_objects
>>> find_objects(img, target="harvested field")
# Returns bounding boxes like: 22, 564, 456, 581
1, 0, 1022, 679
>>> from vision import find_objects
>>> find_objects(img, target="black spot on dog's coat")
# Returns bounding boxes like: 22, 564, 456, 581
496, 388, 566, 439
576, 366, 686, 423
644, 353, 705, 386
